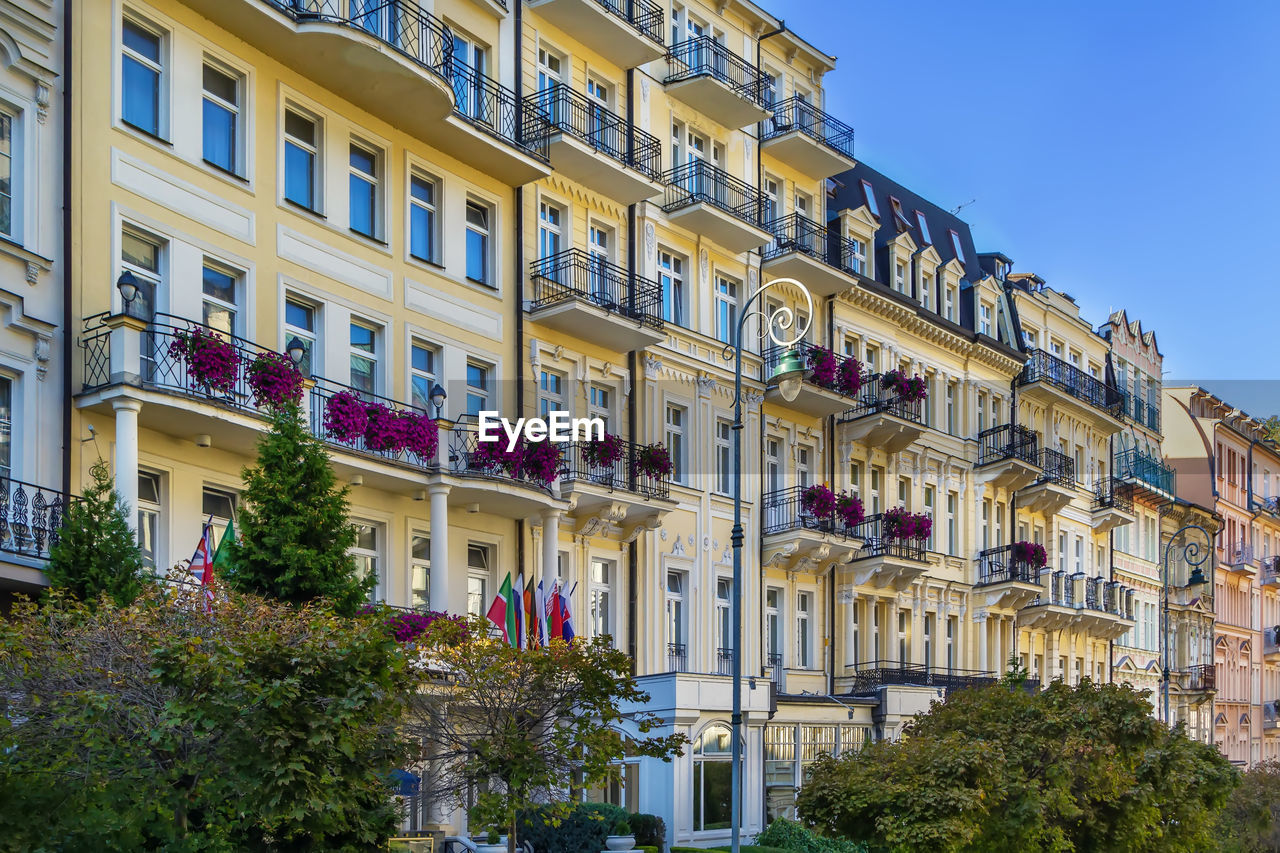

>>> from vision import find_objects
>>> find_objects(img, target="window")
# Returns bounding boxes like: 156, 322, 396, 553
692, 725, 735, 832
946, 616, 956, 671
763, 177, 780, 222
137, 471, 162, 571
945, 382, 956, 434
797, 445, 812, 488
538, 200, 563, 262
465, 200, 492, 284
979, 304, 992, 335
715, 276, 738, 345
796, 592, 812, 668
924, 613, 933, 666
765, 587, 782, 663
894, 262, 906, 294
589, 558, 614, 643
924, 487, 936, 550
466, 361, 490, 417
120, 228, 161, 323
588, 384, 612, 433
888, 196, 911, 230
949, 229, 965, 263
869, 466, 882, 515
348, 142, 380, 238
0, 378, 10, 480
202, 486, 236, 544
920, 271, 933, 311
283, 108, 319, 210
914, 211, 932, 244
946, 492, 958, 556
765, 438, 782, 493
716, 578, 732, 655
944, 284, 956, 322
539, 369, 565, 419
283, 298, 317, 376
411, 533, 430, 610
352, 523, 381, 602
0, 112, 11, 237
847, 237, 866, 275
1024, 328, 1038, 350
849, 604, 859, 667
202, 62, 241, 174
658, 249, 686, 326
408, 172, 440, 263
122, 16, 164, 136
451, 34, 489, 122
467, 544, 490, 617
349, 321, 378, 394
715, 419, 732, 495
410, 340, 439, 413
666, 404, 686, 483
897, 610, 907, 663
666, 570, 686, 650
860, 179, 879, 216
201, 262, 238, 336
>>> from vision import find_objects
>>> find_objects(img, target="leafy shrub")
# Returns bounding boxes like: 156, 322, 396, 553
630, 813, 666, 850
636, 847, 658, 853
755, 818, 866, 853
520, 802, 630, 853
712, 846, 793, 853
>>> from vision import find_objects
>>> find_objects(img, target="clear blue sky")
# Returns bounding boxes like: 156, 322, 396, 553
779, 1, 1280, 413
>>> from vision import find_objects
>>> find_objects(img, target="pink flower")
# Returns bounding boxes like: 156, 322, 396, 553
245, 351, 303, 409
323, 391, 369, 443
802, 484, 838, 518
806, 347, 837, 389
582, 432, 626, 469
169, 327, 239, 395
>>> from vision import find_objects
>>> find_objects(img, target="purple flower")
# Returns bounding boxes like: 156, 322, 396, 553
806, 347, 837, 389
837, 493, 865, 528
400, 412, 439, 459
802, 484, 838, 518
1013, 540, 1048, 569
246, 351, 303, 409
836, 357, 863, 397
324, 391, 369, 444
169, 327, 239, 395
582, 432, 625, 469
882, 370, 929, 404
884, 507, 931, 541
521, 439, 563, 486
634, 443, 673, 478
363, 402, 405, 453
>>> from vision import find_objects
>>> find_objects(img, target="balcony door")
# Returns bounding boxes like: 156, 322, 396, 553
585, 76, 610, 148
588, 224, 611, 305
452, 34, 490, 125
765, 437, 783, 530
536, 48, 563, 125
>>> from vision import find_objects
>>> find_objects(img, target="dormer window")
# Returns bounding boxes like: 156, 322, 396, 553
894, 261, 906, 294
915, 211, 932, 244
949, 229, 965, 263
979, 303, 992, 335
921, 271, 933, 311
1024, 328, 1038, 350
889, 196, 911, 231
861, 180, 879, 216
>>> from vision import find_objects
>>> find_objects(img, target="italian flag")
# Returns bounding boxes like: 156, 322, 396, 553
485, 573, 518, 647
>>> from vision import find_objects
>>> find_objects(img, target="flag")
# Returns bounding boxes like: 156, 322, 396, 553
523, 583, 537, 647
485, 573, 516, 647
549, 579, 564, 642
533, 581, 549, 647
212, 516, 235, 572
189, 516, 215, 611
560, 583, 576, 645
512, 573, 526, 650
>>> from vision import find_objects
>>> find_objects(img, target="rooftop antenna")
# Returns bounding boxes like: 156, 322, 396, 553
950, 198, 976, 215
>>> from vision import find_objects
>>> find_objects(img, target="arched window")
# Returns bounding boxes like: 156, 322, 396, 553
692, 723, 738, 832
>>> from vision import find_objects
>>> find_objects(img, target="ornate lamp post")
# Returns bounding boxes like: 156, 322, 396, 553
723, 277, 813, 853
1161, 524, 1211, 727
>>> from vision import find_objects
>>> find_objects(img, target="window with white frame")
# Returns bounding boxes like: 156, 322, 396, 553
283, 297, 317, 377
977, 390, 988, 433
847, 236, 866, 275
411, 533, 430, 610
201, 261, 239, 336
692, 724, 735, 832
466, 361, 491, 417
120, 228, 162, 321
202, 486, 236, 545
944, 283, 956, 322
915, 211, 931, 244
848, 462, 861, 499
716, 578, 732, 655
715, 275, 739, 345
715, 419, 732, 495
897, 610, 907, 663
860, 180, 879, 216
0, 378, 11, 480
797, 445, 812, 488
921, 271, 933, 311
796, 592, 813, 668
666, 404, 686, 483
949, 229, 965, 263
946, 616, 956, 670
765, 587, 782, 664
539, 369, 565, 419
409, 171, 439, 263
351, 523, 381, 602
589, 558, 615, 643
410, 340, 439, 413
894, 261, 906, 294
658, 249, 686, 327
869, 466, 882, 515
924, 613, 933, 665
979, 303, 992, 336
666, 570, 686, 653
924, 486, 936, 550
283, 107, 320, 211
946, 491, 958, 556
538, 200, 563, 262
348, 141, 380, 238
137, 471, 163, 571
122, 15, 165, 137
945, 381, 956, 434
588, 384, 612, 433
202, 61, 242, 175
465, 199, 493, 285
349, 320, 378, 395
466, 543, 490, 617
0, 111, 12, 237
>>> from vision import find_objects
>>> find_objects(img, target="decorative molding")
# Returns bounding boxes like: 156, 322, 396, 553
35, 83, 49, 124
34, 334, 50, 380
699, 249, 709, 283
645, 222, 656, 259
643, 355, 662, 379
640, 78, 650, 101
24, 262, 37, 286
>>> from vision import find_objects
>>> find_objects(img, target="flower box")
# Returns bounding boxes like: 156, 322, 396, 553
1012, 540, 1048, 569
883, 507, 932, 541
245, 351, 303, 409
168, 327, 239, 396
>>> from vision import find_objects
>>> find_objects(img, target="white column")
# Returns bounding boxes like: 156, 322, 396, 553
428, 483, 451, 613
112, 398, 142, 533
541, 508, 561, 590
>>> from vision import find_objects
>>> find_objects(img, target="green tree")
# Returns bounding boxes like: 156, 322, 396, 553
797, 677, 1237, 852
0, 586, 412, 851
401, 616, 687, 849
44, 458, 146, 607
1216, 760, 1280, 853
1264, 415, 1280, 444
224, 402, 368, 614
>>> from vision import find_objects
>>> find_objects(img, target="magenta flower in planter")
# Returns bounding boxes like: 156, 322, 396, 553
521, 439, 563, 486
582, 432, 625, 469
245, 351, 303, 409
401, 411, 439, 460
806, 347, 837, 390
801, 484, 838, 519
1012, 540, 1048, 569
169, 327, 239, 396
359, 605, 469, 644
836, 493, 865, 528
882, 370, 929, 403
836, 357, 863, 397
634, 443, 673, 478
363, 402, 406, 453
323, 391, 369, 444
883, 507, 932, 541
472, 437, 523, 477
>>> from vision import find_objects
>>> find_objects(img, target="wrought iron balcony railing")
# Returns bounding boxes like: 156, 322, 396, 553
662, 159, 764, 226
761, 340, 863, 400
309, 377, 436, 469
451, 61, 549, 160
1037, 447, 1076, 488
529, 248, 663, 332
836, 373, 925, 427
446, 417, 559, 492
665, 36, 765, 105
583, 0, 665, 45
1113, 446, 1175, 495
667, 641, 688, 673
523, 84, 662, 180
765, 651, 783, 682
559, 436, 671, 500
1125, 395, 1161, 432
978, 423, 1039, 467
0, 477, 69, 560
716, 646, 735, 676
264, 0, 452, 85
761, 213, 838, 267
1187, 663, 1216, 692
1093, 476, 1135, 514
761, 96, 855, 160
761, 485, 861, 538
1016, 349, 1125, 419
1262, 555, 1280, 585
977, 544, 1040, 585
843, 661, 1005, 696
1030, 569, 1074, 608
848, 513, 927, 562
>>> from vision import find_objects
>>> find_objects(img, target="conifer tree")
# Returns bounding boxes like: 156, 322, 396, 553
45, 459, 147, 607
225, 402, 369, 614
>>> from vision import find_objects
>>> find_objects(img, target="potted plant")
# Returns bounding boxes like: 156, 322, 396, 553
400, 411, 439, 460
1012, 540, 1048, 569
634, 443, 673, 479
836, 492, 865, 530
474, 828, 506, 853
836, 356, 863, 397
882, 370, 928, 403
801, 484, 837, 527
883, 507, 931, 541
582, 431, 625, 470
169, 327, 239, 396
806, 346, 837, 390
605, 818, 636, 852
363, 401, 405, 454
522, 439, 563, 486
245, 351, 303, 409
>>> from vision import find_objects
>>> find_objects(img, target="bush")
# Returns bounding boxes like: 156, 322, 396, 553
755, 818, 866, 853
637, 847, 659, 853
519, 802, 630, 853
630, 813, 666, 850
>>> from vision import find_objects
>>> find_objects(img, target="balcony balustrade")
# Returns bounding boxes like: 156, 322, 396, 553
1019, 448, 1077, 516
841, 513, 929, 593
664, 36, 770, 127
524, 84, 663, 203
976, 544, 1043, 609
661, 160, 770, 253
760, 96, 856, 179
760, 485, 863, 573
716, 647, 735, 676
1015, 349, 1126, 431
526, 0, 665, 68
760, 214, 857, 297
1262, 555, 1280, 586
1091, 476, 1136, 533
761, 485, 861, 539
765, 652, 783, 684
0, 477, 69, 563
1266, 625, 1280, 657
975, 424, 1041, 490
842, 661, 1006, 696
760, 340, 861, 417
528, 249, 665, 350
1124, 395, 1161, 432
1187, 663, 1216, 692
1113, 446, 1176, 498
559, 437, 671, 501
448, 62, 550, 184
667, 642, 689, 673
836, 374, 925, 453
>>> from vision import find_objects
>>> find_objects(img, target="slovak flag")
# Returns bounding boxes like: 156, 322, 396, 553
189, 516, 216, 611
559, 582, 576, 645
549, 579, 564, 641
512, 573, 526, 650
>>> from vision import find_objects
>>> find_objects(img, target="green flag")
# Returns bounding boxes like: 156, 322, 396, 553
212, 517, 236, 571
485, 573, 517, 647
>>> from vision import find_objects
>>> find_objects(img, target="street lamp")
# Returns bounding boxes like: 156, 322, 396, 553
116, 270, 139, 315
429, 383, 447, 419
1161, 523, 1212, 727
286, 336, 307, 368
724, 277, 813, 853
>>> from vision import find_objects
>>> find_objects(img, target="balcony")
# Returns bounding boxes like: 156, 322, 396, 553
1113, 446, 1176, 501
1186, 663, 1216, 692
836, 376, 926, 453
760, 97, 856, 180
1017, 448, 1077, 516
528, 249, 665, 351
1262, 556, 1280, 585
0, 477, 71, 591
1265, 625, 1280, 659
441, 419, 568, 516
840, 661, 1003, 697
1224, 541, 1256, 575
975, 424, 1041, 491
181, 1, 454, 137
761, 485, 863, 573
558, 438, 674, 537
975, 545, 1043, 610
526, 0, 664, 69
664, 36, 770, 128
1124, 394, 1161, 433
716, 647, 735, 676
1266, 704, 1280, 731
667, 642, 688, 673
661, 160, 770, 253
1019, 570, 1079, 631
842, 513, 929, 592
443, 63, 550, 185
760, 215, 857, 297
761, 341, 860, 417
1077, 577, 1134, 640
1091, 476, 1136, 534
525, 84, 664, 203
1015, 349, 1126, 433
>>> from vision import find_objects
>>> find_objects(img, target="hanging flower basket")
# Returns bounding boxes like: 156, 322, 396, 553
323, 391, 369, 444
363, 402, 405, 453
245, 351, 303, 409
883, 507, 932, 541
522, 439, 563, 486
806, 346, 837, 390
169, 327, 239, 396
472, 437, 523, 477
836, 493, 865, 529
836, 357, 863, 397
582, 432, 625, 469
882, 370, 929, 403
801, 484, 838, 519
1012, 540, 1048, 569
400, 411, 439, 460
634, 443, 673, 478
